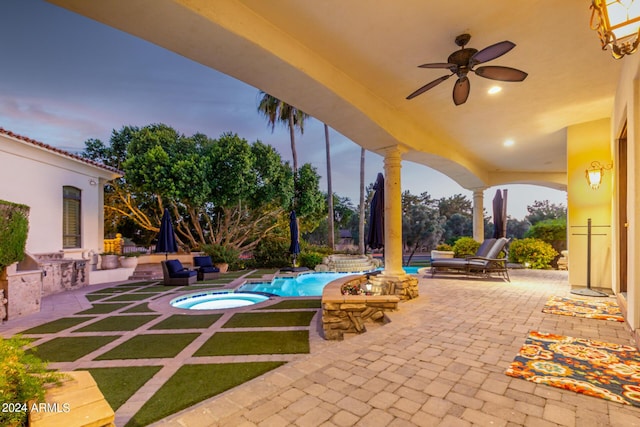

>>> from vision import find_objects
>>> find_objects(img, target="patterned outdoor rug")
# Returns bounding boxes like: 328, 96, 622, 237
542, 296, 624, 322
506, 331, 640, 407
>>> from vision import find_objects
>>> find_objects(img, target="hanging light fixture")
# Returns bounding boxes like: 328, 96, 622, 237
585, 160, 613, 189
591, 0, 640, 58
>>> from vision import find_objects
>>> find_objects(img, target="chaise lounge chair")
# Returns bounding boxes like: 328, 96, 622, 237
431, 237, 510, 281
192, 256, 220, 281
161, 259, 197, 286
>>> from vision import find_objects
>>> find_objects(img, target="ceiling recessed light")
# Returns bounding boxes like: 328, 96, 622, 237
488, 86, 502, 95
503, 139, 514, 147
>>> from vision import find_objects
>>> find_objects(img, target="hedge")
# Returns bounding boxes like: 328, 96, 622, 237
0, 200, 29, 268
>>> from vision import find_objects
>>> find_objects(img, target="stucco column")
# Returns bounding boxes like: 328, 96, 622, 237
382, 146, 406, 278
472, 188, 485, 241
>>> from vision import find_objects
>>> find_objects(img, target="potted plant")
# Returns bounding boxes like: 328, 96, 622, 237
0, 336, 64, 427
202, 244, 240, 273
118, 252, 141, 269
431, 243, 455, 259
99, 252, 119, 270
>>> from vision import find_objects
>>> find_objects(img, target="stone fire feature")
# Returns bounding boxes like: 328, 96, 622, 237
321, 275, 400, 340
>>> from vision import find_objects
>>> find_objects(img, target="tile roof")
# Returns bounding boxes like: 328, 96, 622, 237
0, 127, 123, 175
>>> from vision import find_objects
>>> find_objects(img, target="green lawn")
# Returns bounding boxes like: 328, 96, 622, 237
96, 333, 200, 360
30, 336, 120, 362
125, 362, 285, 427
222, 311, 316, 328
74, 315, 160, 332
193, 330, 309, 356
87, 366, 162, 410
21, 316, 95, 334
77, 303, 131, 315
150, 314, 222, 330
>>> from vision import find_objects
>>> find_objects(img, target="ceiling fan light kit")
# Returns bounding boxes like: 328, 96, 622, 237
407, 34, 528, 105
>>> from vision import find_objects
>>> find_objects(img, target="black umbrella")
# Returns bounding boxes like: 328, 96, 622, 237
367, 173, 385, 250
289, 210, 301, 266
492, 189, 504, 239
155, 208, 178, 259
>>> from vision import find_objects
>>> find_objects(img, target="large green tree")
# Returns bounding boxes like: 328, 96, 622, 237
402, 191, 445, 264
84, 124, 324, 252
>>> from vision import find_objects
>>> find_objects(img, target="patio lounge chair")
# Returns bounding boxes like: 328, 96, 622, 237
161, 259, 197, 286
431, 237, 510, 281
192, 256, 220, 281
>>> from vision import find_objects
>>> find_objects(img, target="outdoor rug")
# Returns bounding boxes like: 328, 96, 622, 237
506, 331, 640, 407
542, 296, 624, 322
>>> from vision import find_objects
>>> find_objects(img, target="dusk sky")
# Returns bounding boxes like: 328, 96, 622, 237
1, 0, 567, 219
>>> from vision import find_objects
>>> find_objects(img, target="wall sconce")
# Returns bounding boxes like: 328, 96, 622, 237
585, 160, 613, 189
591, 0, 640, 59
89, 179, 97, 186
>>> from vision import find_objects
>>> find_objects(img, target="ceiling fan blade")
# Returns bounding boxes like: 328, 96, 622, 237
406, 74, 452, 100
474, 66, 528, 82
470, 40, 515, 65
453, 76, 470, 105
418, 62, 456, 70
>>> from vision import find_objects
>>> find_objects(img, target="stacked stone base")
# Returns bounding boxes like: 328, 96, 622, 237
369, 274, 419, 300
321, 275, 400, 340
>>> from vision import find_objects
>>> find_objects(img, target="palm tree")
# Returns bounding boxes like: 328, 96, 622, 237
324, 124, 334, 250
359, 147, 366, 254
257, 91, 309, 173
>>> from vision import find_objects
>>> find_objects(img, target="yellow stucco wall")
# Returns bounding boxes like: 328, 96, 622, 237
567, 119, 613, 289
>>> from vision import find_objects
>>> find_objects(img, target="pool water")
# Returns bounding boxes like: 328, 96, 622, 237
238, 267, 423, 297
171, 292, 268, 310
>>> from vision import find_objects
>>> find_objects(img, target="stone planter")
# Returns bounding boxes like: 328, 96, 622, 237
119, 256, 138, 268
431, 250, 455, 259
100, 255, 119, 270
214, 262, 229, 273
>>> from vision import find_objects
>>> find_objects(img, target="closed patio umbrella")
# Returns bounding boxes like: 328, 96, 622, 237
155, 208, 178, 259
367, 173, 385, 250
492, 189, 504, 239
289, 210, 301, 266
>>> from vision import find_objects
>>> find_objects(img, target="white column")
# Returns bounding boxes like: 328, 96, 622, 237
472, 188, 485, 241
382, 146, 406, 278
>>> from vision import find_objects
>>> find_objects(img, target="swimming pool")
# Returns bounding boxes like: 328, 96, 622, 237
170, 292, 269, 310
238, 267, 423, 297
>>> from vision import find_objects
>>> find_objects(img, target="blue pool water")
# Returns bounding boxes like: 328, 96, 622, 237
171, 292, 268, 310
238, 267, 423, 297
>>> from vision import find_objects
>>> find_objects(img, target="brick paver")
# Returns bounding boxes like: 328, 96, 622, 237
4, 269, 640, 426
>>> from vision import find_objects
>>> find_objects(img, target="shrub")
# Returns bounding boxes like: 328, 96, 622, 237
435, 243, 453, 251
0, 201, 29, 269
0, 336, 64, 427
251, 236, 290, 268
525, 218, 567, 254
298, 252, 323, 269
508, 238, 558, 269
201, 244, 241, 270
452, 237, 479, 258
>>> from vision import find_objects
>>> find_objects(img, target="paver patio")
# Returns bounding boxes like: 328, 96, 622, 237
2, 269, 640, 426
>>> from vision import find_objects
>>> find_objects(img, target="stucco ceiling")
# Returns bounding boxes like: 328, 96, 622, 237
48, 0, 622, 190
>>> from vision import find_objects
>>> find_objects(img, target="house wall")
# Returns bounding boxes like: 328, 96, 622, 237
567, 119, 613, 290
612, 53, 640, 336
0, 134, 110, 258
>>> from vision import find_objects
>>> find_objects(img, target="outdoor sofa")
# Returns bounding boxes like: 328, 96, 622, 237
161, 259, 197, 286
430, 237, 510, 281
192, 256, 220, 281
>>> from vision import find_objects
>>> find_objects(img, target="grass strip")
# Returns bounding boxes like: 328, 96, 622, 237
103, 293, 158, 302
86, 366, 162, 411
116, 281, 156, 287
21, 316, 95, 334
222, 311, 316, 328
77, 303, 131, 315
125, 362, 284, 427
87, 287, 131, 295
122, 303, 155, 313
74, 315, 160, 332
150, 314, 222, 330
258, 299, 321, 310
193, 330, 309, 356
30, 336, 119, 362
95, 333, 199, 359
133, 285, 178, 293
85, 294, 110, 302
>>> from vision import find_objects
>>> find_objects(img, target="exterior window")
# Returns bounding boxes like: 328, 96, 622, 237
63, 186, 81, 248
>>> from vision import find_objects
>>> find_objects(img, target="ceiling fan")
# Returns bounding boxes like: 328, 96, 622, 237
406, 34, 528, 105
